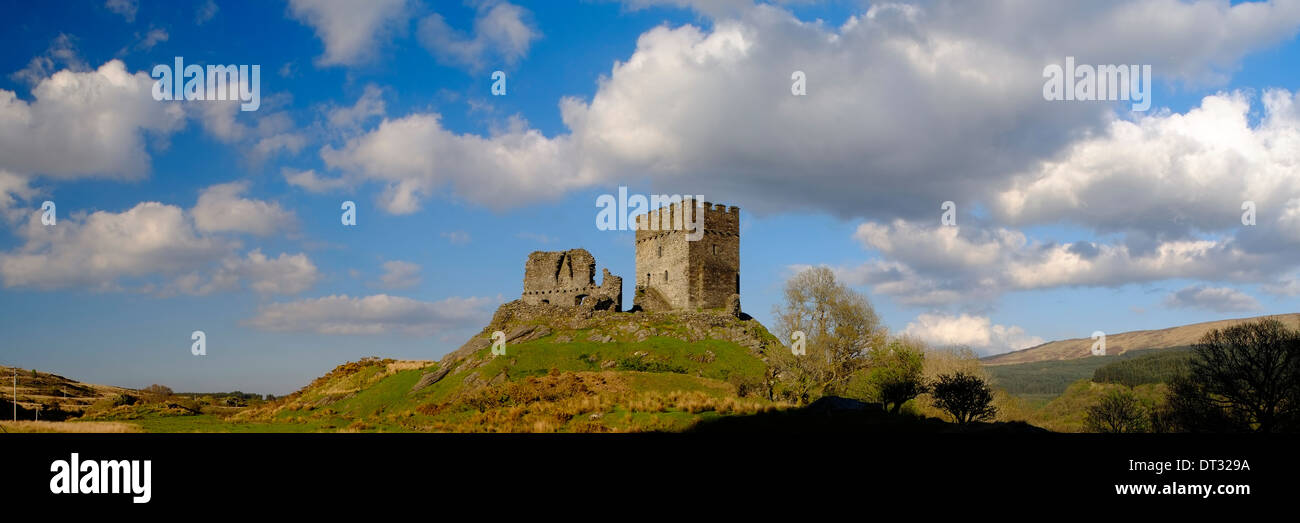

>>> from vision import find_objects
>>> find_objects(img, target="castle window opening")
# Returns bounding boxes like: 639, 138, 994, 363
664, 270, 669, 282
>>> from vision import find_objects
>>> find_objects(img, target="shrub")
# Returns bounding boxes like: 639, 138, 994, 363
930, 372, 997, 424
1084, 389, 1149, 433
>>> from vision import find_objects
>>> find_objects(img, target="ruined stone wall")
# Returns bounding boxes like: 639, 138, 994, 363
634, 200, 740, 311
521, 248, 621, 311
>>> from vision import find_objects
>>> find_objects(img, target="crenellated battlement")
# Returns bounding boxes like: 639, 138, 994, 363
632, 198, 739, 240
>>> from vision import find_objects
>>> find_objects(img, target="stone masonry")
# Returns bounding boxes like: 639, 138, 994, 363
520, 248, 622, 311
633, 198, 740, 311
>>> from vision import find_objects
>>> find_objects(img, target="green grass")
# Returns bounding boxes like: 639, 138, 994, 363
468, 335, 767, 383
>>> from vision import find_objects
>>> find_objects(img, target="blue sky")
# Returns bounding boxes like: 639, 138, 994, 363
4, 0, 1300, 394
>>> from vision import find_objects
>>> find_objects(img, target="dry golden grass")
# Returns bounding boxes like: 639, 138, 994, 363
411, 373, 787, 433
385, 360, 436, 373
1, 420, 142, 433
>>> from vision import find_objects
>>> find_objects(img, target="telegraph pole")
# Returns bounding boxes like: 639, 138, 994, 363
12, 368, 16, 422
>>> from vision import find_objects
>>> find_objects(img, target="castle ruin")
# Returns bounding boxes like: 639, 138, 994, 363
520, 248, 622, 311
517, 199, 740, 314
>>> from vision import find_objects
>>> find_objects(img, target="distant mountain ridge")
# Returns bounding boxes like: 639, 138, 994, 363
982, 313, 1300, 366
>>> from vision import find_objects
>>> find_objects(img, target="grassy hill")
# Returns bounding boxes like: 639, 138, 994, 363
986, 347, 1192, 400
982, 313, 1300, 365
0, 365, 131, 421
64, 301, 792, 432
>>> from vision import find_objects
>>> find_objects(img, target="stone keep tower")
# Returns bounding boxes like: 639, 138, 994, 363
634, 199, 740, 311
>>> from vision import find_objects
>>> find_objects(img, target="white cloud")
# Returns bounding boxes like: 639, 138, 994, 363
135, 28, 169, 51
838, 219, 1272, 306
105, 0, 138, 23
192, 182, 295, 236
0, 202, 232, 291
372, 260, 421, 290
10, 34, 87, 86
1164, 285, 1261, 312
0, 170, 41, 222
168, 249, 320, 297
418, 1, 540, 71
224, 250, 319, 296
0, 60, 185, 180
245, 294, 495, 335
319, 1, 1300, 220
320, 113, 581, 213
996, 90, 1300, 237
0, 200, 317, 296
288, 0, 411, 66
902, 313, 1043, 356
196, 93, 305, 162
326, 84, 386, 135
283, 168, 347, 193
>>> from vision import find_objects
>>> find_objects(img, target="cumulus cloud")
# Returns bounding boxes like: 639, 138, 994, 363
371, 260, 421, 290
320, 113, 581, 213
0, 60, 185, 179
288, 0, 411, 66
192, 182, 295, 236
0, 200, 317, 296
902, 313, 1044, 356
168, 250, 320, 297
196, 91, 306, 162
245, 294, 495, 335
837, 219, 1272, 306
0, 202, 233, 291
317, 0, 1300, 219
0, 170, 40, 221
996, 90, 1300, 237
1163, 285, 1262, 312
418, 1, 540, 71
326, 84, 386, 136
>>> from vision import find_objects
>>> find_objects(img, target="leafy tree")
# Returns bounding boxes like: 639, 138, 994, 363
865, 337, 928, 414
930, 372, 997, 424
1085, 389, 1149, 433
1167, 319, 1300, 432
770, 267, 887, 404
